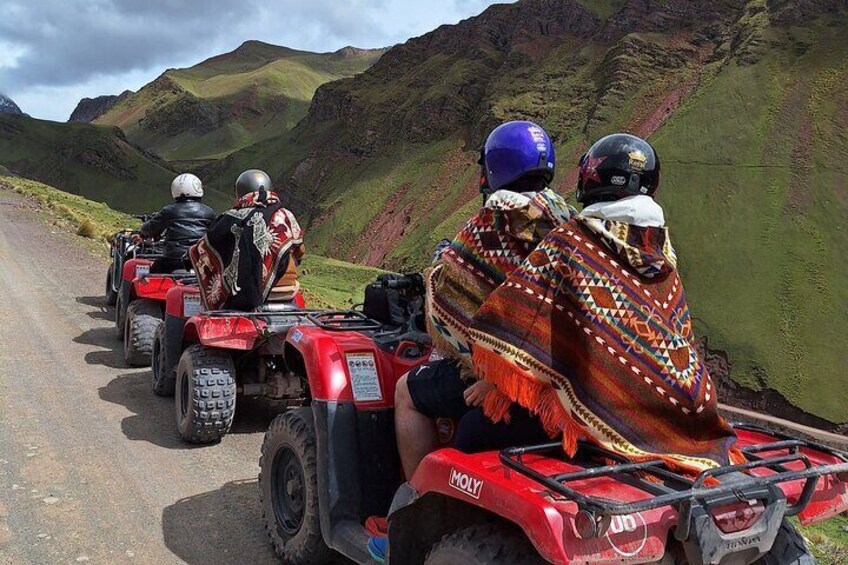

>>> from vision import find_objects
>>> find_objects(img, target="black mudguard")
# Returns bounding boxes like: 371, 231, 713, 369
312, 400, 402, 563
162, 313, 186, 378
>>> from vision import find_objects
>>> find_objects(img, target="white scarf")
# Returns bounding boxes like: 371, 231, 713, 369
580, 195, 665, 227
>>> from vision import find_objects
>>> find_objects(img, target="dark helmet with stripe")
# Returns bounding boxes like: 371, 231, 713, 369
235, 169, 273, 198
577, 133, 660, 206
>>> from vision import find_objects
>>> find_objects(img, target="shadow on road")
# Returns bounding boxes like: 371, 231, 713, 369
75, 295, 113, 321
98, 371, 189, 449
162, 479, 278, 565
74, 327, 125, 368
98, 372, 282, 449
73, 294, 124, 368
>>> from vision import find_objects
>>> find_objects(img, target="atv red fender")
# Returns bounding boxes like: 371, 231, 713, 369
121, 257, 153, 285
736, 427, 848, 525
133, 274, 180, 300
285, 324, 431, 407
398, 426, 848, 565
408, 449, 671, 564
183, 314, 267, 350
182, 290, 308, 351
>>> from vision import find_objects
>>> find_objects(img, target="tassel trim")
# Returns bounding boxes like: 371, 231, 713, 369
473, 346, 744, 480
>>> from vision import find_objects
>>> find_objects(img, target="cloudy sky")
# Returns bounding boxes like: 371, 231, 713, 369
0, 0, 501, 121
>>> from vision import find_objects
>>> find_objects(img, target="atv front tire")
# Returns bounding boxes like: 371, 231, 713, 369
260, 408, 332, 565
151, 322, 175, 396
175, 345, 236, 444
123, 299, 163, 367
757, 520, 816, 564
425, 523, 545, 565
105, 269, 118, 306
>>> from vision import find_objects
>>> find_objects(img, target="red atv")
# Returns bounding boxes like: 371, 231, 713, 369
258, 274, 848, 565
150, 282, 312, 443
106, 216, 147, 307
113, 236, 197, 367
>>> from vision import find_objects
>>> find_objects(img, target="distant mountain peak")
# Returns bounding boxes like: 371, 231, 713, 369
0, 94, 23, 116
69, 91, 132, 123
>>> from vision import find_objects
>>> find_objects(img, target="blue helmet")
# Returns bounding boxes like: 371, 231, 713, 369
481, 121, 556, 193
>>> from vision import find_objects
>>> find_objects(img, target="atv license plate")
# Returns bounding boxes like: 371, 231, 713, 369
183, 295, 201, 317
135, 265, 150, 279
345, 353, 382, 402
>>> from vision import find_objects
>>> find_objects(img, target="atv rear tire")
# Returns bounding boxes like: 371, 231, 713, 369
756, 520, 816, 564
123, 299, 163, 367
105, 269, 118, 306
259, 408, 332, 565
151, 322, 176, 396
175, 345, 236, 444
115, 292, 125, 339
424, 523, 545, 565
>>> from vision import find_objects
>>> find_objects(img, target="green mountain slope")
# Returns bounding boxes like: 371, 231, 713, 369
0, 114, 233, 212
95, 41, 385, 161
201, 0, 848, 422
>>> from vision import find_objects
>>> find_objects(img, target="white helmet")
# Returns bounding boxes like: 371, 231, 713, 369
171, 173, 204, 199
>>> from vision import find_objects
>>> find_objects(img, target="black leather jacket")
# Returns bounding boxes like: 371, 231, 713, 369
141, 198, 216, 259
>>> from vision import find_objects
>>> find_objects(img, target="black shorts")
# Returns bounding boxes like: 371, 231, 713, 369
455, 406, 550, 454
406, 359, 470, 420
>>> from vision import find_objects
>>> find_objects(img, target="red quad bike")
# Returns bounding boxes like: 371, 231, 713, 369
114, 239, 197, 368
151, 281, 311, 443
259, 275, 848, 565
105, 213, 154, 306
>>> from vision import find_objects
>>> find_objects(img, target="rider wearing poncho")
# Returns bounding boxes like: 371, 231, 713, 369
190, 170, 304, 311
468, 134, 743, 475
394, 121, 573, 480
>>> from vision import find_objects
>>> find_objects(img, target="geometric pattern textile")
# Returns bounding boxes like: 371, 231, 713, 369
469, 215, 743, 475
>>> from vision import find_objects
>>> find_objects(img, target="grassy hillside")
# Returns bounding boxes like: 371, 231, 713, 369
96, 41, 385, 161
0, 113, 231, 212
0, 173, 378, 308
202, 0, 848, 423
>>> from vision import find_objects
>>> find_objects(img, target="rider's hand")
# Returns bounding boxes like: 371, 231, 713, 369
464, 380, 496, 407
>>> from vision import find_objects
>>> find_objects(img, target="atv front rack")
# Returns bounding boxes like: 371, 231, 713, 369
500, 423, 848, 518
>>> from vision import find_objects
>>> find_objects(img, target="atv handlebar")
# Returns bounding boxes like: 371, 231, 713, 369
132, 213, 154, 222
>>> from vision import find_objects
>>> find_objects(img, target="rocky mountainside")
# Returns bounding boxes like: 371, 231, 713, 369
69, 91, 132, 122
95, 41, 385, 161
200, 0, 848, 423
0, 94, 23, 115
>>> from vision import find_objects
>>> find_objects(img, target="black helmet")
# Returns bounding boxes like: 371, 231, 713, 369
235, 169, 272, 198
576, 133, 660, 206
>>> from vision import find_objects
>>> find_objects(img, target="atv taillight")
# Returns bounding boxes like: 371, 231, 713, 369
710, 500, 765, 534
574, 510, 600, 539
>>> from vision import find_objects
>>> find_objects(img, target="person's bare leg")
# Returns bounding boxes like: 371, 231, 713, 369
395, 374, 438, 479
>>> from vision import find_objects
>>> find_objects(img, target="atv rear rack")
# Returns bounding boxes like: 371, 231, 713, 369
306, 310, 383, 332
500, 423, 848, 519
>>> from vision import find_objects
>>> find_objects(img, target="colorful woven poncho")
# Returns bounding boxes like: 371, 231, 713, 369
190, 191, 304, 311
426, 188, 573, 367
468, 215, 743, 474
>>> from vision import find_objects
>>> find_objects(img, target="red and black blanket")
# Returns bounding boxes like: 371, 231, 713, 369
189, 191, 304, 311
469, 215, 743, 474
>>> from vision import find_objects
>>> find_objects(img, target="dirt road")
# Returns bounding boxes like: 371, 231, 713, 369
0, 190, 280, 564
